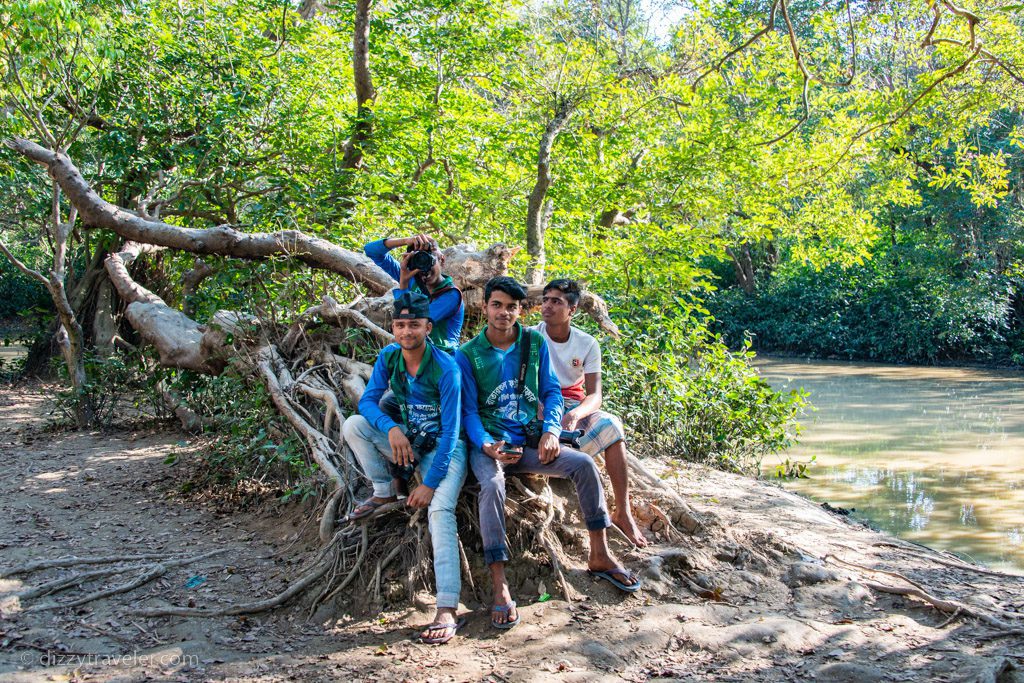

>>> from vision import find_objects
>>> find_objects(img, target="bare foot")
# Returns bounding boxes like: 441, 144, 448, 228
612, 510, 649, 548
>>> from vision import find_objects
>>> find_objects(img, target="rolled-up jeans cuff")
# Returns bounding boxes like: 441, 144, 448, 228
585, 514, 611, 531
436, 591, 460, 610
484, 546, 510, 565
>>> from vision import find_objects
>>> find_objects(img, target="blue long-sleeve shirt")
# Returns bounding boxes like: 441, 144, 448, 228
363, 239, 464, 351
358, 342, 461, 489
456, 325, 563, 449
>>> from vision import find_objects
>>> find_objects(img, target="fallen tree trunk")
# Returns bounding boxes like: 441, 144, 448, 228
5, 138, 395, 294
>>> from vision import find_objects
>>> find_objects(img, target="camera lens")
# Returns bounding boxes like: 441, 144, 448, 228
408, 250, 436, 273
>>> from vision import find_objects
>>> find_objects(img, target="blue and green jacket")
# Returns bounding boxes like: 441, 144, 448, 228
358, 342, 461, 489
455, 323, 563, 448
364, 238, 464, 353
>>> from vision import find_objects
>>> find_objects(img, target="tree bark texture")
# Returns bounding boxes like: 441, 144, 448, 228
105, 243, 228, 374
340, 0, 376, 170
727, 244, 757, 295
526, 109, 571, 285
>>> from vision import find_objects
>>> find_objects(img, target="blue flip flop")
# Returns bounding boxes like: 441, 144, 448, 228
417, 616, 466, 644
589, 567, 643, 593
491, 600, 520, 629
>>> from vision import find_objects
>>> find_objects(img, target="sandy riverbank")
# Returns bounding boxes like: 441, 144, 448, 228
1, 385, 1022, 682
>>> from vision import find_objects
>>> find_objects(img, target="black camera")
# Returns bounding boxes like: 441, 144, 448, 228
407, 249, 437, 273
523, 419, 543, 449
523, 419, 584, 450
560, 429, 584, 449
387, 425, 437, 483
406, 424, 438, 457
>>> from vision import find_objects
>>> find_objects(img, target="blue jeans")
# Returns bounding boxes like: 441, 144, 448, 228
342, 414, 468, 609
470, 444, 611, 565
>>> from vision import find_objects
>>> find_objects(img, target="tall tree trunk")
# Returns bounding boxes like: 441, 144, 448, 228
726, 244, 757, 295
526, 107, 571, 286
0, 189, 94, 426
340, 0, 375, 170
48, 274, 93, 426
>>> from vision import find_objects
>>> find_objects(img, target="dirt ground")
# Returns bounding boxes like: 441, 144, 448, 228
1, 385, 1023, 683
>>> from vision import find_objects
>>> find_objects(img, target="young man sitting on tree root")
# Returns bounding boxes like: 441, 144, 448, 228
456, 277, 641, 630
341, 292, 468, 645
534, 278, 649, 548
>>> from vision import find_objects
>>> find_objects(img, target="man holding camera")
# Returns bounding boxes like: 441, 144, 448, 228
456, 277, 640, 630
535, 279, 648, 548
341, 291, 468, 644
364, 234, 464, 353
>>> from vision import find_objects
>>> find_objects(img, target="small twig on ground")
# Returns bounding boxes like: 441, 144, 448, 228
936, 606, 963, 629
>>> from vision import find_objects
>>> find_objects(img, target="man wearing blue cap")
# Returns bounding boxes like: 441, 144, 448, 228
342, 291, 467, 644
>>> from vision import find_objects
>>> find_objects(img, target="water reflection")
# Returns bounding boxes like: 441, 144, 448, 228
757, 357, 1024, 572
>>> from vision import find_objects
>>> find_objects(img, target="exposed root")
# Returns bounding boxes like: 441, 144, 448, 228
30, 565, 169, 613
1, 553, 176, 578
936, 606, 964, 629
26, 549, 228, 612
863, 581, 1024, 638
458, 538, 482, 604
873, 541, 1024, 580
17, 565, 149, 600
825, 555, 1024, 639
826, 554, 929, 593
138, 559, 335, 618
257, 344, 343, 484
319, 487, 346, 544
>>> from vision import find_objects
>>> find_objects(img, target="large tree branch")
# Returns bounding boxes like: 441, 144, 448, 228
5, 138, 394, 294
105, 242, 228, 374
0, 239, 49, 287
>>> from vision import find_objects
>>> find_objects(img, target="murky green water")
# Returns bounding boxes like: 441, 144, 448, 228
757, 357, 1024, 572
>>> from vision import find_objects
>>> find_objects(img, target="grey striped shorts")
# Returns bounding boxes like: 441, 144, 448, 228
565, 400, 625, 456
